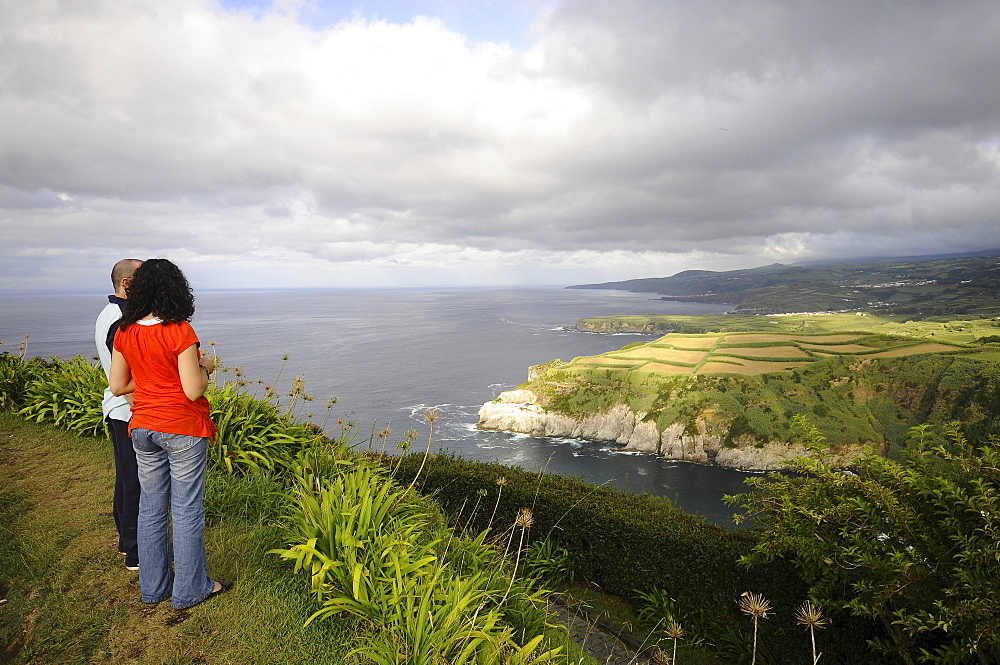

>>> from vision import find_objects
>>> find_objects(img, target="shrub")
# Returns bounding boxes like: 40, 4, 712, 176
392, 454, 794, 626
0, 353, 52, 411
391, 452, 888, 664
732, 422, 1000, 664
272, 451, 564, 664
206, 382, 328, 474
523, 537, 575, 589
19, 356, 107, 437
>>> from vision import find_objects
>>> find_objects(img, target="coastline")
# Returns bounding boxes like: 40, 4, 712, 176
477, 389, 862, 472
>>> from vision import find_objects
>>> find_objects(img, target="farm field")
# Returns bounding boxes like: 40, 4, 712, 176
575, 312, 1000, 345
798, 342, 880, 353
652, 336, 718, 349
564, 330, 969, 377
867, 342, 962, 358
715, 346, 812, 358
609, 347, 707, 363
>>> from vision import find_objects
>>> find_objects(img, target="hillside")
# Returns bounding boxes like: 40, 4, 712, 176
574, 312, 1000, 346
479, 315, 1000, 470
568, 251, 1000, 317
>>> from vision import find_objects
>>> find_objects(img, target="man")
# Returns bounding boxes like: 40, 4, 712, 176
95, 258, 142, 570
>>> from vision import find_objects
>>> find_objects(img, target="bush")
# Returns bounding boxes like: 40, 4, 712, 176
392, 455, 791, 622
206, 382, 329, 474
0, 352, 53, 411
271, 451, 565, 664
18, 356, 107, 437
389, 452, 889, 664
733, 422, 1000, 663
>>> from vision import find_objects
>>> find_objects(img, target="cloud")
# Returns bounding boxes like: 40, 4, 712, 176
1, 0, 999, 290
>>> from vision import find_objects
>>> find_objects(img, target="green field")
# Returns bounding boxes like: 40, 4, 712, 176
566, 329, 968, 377
522, 315, 1000, 450
576, 312, 1000, 345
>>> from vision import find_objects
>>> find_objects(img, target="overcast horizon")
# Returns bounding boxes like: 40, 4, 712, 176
3, 0, 999, 293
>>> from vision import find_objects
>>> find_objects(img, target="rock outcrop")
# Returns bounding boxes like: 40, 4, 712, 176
477, 389, 861, 471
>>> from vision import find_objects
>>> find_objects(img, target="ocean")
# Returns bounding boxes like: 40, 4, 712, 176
1, 287, 757, 526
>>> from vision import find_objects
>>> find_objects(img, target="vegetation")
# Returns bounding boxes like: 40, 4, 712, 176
561, 331, 963, 376
516, 321, 1000, 454
5, 344, 1000, 663
0, 411, 356, 664
389, 452, 883, 664
729, 417, 1000, 664
18, 354, 108, 436
575, 311, 1000, 345
0, 352, 588, 664
569, 251, 1000, 318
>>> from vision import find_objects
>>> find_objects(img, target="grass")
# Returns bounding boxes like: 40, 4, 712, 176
0, 410, 600, 665
560, 330, 967, 380
576, 312, 1000, 345
0, 412, 355, 665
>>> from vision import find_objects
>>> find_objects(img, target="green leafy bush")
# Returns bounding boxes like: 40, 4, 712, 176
731, 421, 1000, 664
206, 382, 326, 474
393, 455, 791, 622
272, 452, 565, 664
19, 356, 106, 437
3, 352, 344, 477
523, 537, 575, 589
0, 353, 52, 411
633, 586, 681, 627
391, 452, 887, 664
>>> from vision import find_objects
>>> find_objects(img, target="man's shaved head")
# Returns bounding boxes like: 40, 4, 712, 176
111, 259, 142, 292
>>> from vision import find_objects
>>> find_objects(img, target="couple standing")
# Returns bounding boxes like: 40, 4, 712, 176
96, 258, 230, 609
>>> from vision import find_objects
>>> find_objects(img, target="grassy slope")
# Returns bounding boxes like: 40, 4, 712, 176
569, 252, 1000, 317
0, 412, 354, 665
575, 312, 1000, 345
519, 316, 1000, 450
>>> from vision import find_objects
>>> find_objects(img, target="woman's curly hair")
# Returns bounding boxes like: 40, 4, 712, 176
119, 258, 195, 330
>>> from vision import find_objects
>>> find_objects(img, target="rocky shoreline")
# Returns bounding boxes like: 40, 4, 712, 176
477, 389, 861, 471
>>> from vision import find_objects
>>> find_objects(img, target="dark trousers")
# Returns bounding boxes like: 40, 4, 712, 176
107, 417, 140, 566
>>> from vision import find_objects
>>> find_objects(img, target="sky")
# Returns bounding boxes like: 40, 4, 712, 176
2, 0, 999, 291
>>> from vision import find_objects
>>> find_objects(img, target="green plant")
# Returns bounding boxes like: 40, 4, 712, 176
203, 468, 287, 524
730, 421, 1000, 664
389, 452, 815, 656
207, 382, 329, 474
272, 451, 563, 664
524, 537, 575, 589
713, 625, 771, 665
633, 586, 681, 627
0, 353, 51, 411
19, 356, 106, 436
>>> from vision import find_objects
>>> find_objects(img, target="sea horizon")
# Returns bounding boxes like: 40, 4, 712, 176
1, 286, 751, 526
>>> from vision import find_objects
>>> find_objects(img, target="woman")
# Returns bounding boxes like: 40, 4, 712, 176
109, 258, 230, 608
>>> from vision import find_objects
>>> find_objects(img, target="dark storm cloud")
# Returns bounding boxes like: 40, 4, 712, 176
1, 0, 998, 288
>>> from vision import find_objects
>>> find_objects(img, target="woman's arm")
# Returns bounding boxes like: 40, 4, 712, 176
109, 349, 135, 396
177, 344, 211, 401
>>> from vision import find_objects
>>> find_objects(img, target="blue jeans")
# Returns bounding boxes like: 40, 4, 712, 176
131, 429, 215, 608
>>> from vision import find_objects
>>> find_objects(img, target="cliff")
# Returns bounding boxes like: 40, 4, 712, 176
477, 388, 863, 471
